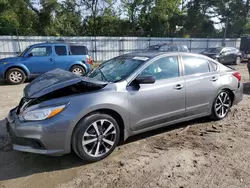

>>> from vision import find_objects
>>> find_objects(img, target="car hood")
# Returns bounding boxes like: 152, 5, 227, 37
24, 69, 108, 98
0, 56, 21, 63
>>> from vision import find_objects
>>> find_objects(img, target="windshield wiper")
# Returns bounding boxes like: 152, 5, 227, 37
98, 69, 108, 81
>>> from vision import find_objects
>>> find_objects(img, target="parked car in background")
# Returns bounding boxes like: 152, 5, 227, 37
145, 43, 189, 52
0, 43, 92, 84
6, 51, 243, 162
240, 36, 250, 61
200, 47, 242, 65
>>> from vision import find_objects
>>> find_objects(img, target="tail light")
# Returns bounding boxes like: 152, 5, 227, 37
87, 56, 93, 65
233, 72, 241, 81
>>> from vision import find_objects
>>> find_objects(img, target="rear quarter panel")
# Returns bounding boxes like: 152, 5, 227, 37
66, 55, 90, 71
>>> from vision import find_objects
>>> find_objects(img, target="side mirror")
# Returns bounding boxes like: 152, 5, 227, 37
28, 53, 34, 57
135, 75, 156, 84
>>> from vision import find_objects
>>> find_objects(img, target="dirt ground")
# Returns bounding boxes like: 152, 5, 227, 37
1, 64, 250, 188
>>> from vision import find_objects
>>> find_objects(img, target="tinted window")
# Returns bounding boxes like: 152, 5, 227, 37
55, 46, 67, 56
161, 45, 179, 52
182, 56, 209, 75
140, 56, 179, 80
70, 46, 88, 55
203, 48, 221, 53
30, 46, 52, 56
146, 45, 161, 51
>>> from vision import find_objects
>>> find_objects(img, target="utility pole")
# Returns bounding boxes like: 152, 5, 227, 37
222, 3, 229, 47
222, 17, 229, 47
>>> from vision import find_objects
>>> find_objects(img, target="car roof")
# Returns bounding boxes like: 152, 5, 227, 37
28, 42, 87, 47
120, 51, 204, 59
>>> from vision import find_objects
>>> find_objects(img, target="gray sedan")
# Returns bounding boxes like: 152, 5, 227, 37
6, 52, 243, 162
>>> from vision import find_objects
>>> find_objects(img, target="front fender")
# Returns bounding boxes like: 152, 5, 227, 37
3, 63, 30, 78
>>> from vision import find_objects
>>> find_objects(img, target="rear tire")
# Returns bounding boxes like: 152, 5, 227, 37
6, 68, 26, 85
72, 113, 120, 162
210, 90, 232, 120
70, 65, 86, 76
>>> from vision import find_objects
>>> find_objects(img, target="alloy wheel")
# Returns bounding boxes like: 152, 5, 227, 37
9, 71, 23, 83
72, 68, 84, 76
214, 91, 231, 118
82, 119, 117, 158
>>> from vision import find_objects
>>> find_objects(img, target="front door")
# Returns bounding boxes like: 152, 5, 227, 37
181, 55, 219, 117
22, 45, 54, 76
127, 55, 186, 131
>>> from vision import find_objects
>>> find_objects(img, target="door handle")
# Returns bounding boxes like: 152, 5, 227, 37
210, 77, 218, 82
49, 58, 53, 62
173, 84, 183, 90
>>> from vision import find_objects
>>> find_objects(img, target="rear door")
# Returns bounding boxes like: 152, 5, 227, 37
22, 45, 54, 76
127, 55, 186, 131
54, 45, 69, 70
227, 47, 238, 63
181, 55, 219, 117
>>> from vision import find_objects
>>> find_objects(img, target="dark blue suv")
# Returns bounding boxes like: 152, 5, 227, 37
0, 43, 92, 84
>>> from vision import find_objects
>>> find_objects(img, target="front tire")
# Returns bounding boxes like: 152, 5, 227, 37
6, 68, 26, 85
210, 90, 232, 120
72, 113, 120, 162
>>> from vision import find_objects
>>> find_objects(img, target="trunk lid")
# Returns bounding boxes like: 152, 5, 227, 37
24, 68, 108, 98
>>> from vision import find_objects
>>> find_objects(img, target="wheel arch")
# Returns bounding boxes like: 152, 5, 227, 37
4, 65, 30, 79
70, 108, 125, 152
221, 88, 235, 105
69, 62, 87, 72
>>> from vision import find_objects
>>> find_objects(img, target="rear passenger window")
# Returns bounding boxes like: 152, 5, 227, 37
182, 56, 210, 75
55, 46, 67, 56
70, 46, 88, 55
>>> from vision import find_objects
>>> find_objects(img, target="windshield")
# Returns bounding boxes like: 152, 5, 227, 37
87, 57, 146, 82
203, 47, 221, 53
19, 46, 31, 57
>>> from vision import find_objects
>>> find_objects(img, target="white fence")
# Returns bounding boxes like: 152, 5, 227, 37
0, 36, 241, 61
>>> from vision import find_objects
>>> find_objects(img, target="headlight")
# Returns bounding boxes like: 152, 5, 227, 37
23, 105, 66, 121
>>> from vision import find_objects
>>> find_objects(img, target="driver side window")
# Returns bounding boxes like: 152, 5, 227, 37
140, 56, 179, 80
29, 46, 52, 57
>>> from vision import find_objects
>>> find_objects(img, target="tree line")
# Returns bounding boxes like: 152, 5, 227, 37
0, 0, 250, 38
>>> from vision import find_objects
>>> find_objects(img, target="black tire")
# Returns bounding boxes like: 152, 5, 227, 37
70, 65, 86, 76
210, 90, 232, 120
72, 113, 120, 162
6, 68, 26, 85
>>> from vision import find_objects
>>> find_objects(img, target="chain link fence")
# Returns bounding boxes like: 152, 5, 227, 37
0, 36, 241, 61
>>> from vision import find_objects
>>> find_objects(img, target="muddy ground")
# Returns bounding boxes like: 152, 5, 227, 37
1, 64, 250, 188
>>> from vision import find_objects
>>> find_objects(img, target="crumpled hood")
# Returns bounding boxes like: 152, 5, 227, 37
0, 56, 22, 63
24, 69, 108, 98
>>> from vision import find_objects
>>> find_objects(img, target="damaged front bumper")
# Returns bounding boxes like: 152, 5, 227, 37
6, 108, 71, 156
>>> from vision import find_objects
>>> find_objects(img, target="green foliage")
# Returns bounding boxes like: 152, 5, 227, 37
0, 0, 249, 37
